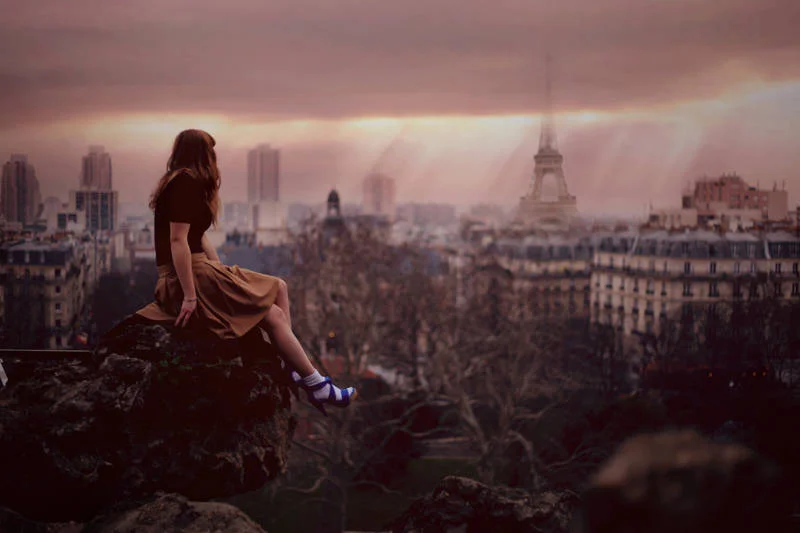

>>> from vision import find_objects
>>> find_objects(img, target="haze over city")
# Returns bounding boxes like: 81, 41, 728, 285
2, 0, 799, 214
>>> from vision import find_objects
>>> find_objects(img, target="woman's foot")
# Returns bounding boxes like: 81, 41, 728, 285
292, 370, 357, 417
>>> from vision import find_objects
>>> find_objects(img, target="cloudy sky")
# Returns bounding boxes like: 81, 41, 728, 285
1, 0, 799, 215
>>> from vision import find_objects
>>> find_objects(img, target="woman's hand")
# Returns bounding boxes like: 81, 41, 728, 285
175, 297, 197, 327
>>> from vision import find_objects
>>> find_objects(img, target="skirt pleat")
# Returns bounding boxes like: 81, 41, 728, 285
136, 253, 280, 339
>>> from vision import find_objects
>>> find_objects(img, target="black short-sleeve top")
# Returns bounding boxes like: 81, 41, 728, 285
154, 171, 213, 266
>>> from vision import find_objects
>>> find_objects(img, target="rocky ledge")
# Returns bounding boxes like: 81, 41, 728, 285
0, 492, 266, 533
389, 476, 577, 533
0, 320, 295, 523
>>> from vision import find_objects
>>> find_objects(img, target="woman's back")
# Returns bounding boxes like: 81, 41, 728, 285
153, 171, 212, 266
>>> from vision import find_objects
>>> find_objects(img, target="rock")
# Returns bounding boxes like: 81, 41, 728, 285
83, 492, 266, 533
577, 430, 793, 533
389, 476, 576, 533
0, 493, 266, 533
0, 321, 295, 523
0, 506, 82, 533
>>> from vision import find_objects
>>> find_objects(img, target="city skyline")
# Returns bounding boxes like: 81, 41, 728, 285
1, 0, 798, 214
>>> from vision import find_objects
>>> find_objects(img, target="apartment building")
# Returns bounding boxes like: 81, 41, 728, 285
0, 237, 96, 348
590, 229, 800, 339
459, 234, 603, 320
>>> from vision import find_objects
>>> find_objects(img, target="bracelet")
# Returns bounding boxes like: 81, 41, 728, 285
184, 297, 197, 302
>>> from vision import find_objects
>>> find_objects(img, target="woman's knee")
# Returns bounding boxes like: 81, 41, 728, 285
277, 278, 288, 296
265, 304, 288, 328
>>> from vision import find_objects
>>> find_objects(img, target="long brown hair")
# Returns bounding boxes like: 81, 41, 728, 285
149, 129, 221, 225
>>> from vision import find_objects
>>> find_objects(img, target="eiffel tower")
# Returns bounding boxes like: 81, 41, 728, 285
517, 55, 577, 228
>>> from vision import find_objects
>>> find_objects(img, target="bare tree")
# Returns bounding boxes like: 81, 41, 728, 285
267, 219, 450, 532
430, 262, 587, 490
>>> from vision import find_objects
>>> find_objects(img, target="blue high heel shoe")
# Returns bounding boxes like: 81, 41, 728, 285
291, 371, 357, 417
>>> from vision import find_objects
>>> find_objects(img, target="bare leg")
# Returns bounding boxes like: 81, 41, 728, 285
274, 278, 292, 330
262, 305, 314, 377
262, 297, 357, 412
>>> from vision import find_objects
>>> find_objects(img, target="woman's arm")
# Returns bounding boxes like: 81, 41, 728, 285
201, 234, 221, 262
170, 222, 196, 301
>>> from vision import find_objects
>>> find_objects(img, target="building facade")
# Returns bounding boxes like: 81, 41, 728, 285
686, 173, 789, 222
0, 238, 96, 348
80, 146, 113, 190
590, 229, 800, 340
1, 154, 42, 225
362, 173, 397, 221
397, 203, 457, 227
247, 144, 280, 202
446, 233, 596, 322
70, 189, 119, 232
221, 201, 252, 230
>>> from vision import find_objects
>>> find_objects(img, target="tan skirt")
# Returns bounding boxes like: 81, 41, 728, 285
136, 253, 281, 340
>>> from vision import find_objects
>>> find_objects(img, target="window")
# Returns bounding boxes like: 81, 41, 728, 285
792, 282, 799, 297
733, 282, 742, 298
775, 263, 782, 274
750, 283, 759, 298
55, 319, 61, 327
683, 282, 692, 297
794, 263, 799, 274
750, 262, 757, 274
684, 262, 691, 274
55, 303, 62, 313
774, 283, 783, 298
55, 336, 62, 347
709, 262, 717, 274
646, 280, 654, 293
733, 262, 741, 274
609, 257, 614, 268
709, 281, 719, 297
648, 260, 655, 272
55, 268, 61, 278
55, 285, 61, 294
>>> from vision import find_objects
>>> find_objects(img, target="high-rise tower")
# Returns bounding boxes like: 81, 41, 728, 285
1, 154, 42, 225
80, 146, 112, 190
362, 173, 396, 221
247, 144, 280, 202
516, 55, 577, 228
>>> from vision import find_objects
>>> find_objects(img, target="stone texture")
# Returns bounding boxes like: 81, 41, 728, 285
577, 430, 793, 533
389, 476, 576, 533
0, 493, 266, 533
82, 492, 266, 533
0, 506, 82, 533
0, 321, 295, 523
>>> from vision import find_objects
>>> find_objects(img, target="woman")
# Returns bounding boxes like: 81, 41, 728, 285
136, 129, 356, 416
